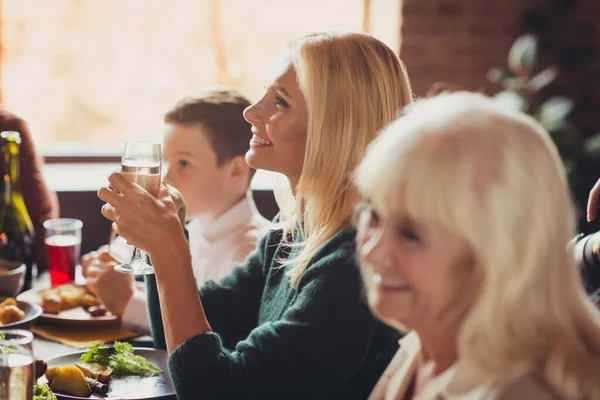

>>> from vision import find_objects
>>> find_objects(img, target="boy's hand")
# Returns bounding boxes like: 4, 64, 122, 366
81, 247, 112, 278
85, 251, 135, 317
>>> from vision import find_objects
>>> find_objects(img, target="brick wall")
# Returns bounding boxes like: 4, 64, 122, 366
400, 0, 600, 138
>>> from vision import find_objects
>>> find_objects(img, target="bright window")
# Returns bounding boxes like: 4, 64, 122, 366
2, 0, 399, 156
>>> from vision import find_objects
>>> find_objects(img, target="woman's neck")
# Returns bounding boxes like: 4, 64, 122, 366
286, 175, 300, 195
414, 314, 464, 377
417, 332, 458, 376
409, 325, 460, 399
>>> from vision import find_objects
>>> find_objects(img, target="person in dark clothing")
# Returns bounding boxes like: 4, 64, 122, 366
0, 108, 59, 272
98, 32, 414, 399
574, 179, 600, 297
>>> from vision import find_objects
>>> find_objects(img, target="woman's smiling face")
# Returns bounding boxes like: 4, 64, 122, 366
356, 198, 475, 332
243, 56, 308, 183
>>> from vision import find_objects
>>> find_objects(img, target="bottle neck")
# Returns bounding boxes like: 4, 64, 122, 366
0, 142, 21, 205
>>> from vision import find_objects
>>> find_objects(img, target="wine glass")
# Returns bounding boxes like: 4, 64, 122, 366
114, 140, 161, 275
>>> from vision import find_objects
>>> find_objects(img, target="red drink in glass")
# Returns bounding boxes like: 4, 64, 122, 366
45, 234, 81, 286
43, 218, 83, 286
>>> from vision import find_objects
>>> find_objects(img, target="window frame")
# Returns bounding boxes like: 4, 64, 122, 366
43, 155, 121, 164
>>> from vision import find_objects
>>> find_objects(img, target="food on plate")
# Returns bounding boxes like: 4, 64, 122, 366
0, 297, 25, 325
83, 376, 109, 395
41, 284, 88, 312
40, 284, 108, 317
86, 305, 107, 317
46, 365, 92, 397
0, 298, 16, 308
44, 366, 59, 383
33, 382, 57, 400
35, 358, 48, 380
80, 341, 162, 377
81, 294, 98, 309
41, 293, 61, 315
39, 343, 162, 398
75, 361, 113, 383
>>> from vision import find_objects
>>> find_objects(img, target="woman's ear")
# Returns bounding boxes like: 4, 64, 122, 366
228, 155, 251, 185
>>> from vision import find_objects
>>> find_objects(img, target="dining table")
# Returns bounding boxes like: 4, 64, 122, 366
27, 271, 156, 358
20, 271, 176, 400
33, 329, 155, 360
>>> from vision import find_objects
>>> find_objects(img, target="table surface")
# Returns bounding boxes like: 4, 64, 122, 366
26, 272, 154, 360
17, 274, 176, 399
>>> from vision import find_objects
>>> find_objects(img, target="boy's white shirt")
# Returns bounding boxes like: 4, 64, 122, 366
116, 192, 269, 333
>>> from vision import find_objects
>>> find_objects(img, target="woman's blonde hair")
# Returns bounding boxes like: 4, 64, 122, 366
277, 32, 413, 286
354, 91, 600, 399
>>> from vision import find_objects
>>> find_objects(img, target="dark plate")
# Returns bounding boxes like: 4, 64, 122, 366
0, 297, 43, 330
38, 348, 175, 400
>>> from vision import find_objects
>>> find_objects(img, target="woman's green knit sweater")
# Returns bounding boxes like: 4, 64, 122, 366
146, 225, 400, 399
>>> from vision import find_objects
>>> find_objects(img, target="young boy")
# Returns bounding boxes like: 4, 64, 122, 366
83, 87, 269, 333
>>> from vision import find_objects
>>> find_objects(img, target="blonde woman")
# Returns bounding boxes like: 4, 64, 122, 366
356, 92, 600, 400
98, 32, 413, 398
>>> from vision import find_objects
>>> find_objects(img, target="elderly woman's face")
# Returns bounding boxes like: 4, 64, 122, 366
356, 199, 475, 331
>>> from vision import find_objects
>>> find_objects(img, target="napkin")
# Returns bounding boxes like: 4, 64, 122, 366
31, 323, 138, 349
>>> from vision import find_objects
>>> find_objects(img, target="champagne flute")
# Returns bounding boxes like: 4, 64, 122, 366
114, 140, 161, 275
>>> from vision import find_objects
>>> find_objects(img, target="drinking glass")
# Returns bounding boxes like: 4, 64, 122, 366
0, 329, 34, 400
114, 141, 161, 275
43, 218, 83, 286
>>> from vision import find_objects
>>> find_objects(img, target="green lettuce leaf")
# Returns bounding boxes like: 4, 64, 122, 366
80, 341, 162, 377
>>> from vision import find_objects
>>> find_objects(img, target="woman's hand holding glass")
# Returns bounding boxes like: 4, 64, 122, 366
98, 173, 187, 270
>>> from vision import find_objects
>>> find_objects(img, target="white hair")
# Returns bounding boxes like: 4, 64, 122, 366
355, 92, 600, 400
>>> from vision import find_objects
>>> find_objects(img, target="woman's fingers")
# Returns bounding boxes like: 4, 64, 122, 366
101, 203, 117, 222
107, 172, 138, 195
96, 178, 183, 254
98, 172, 143, 206
111, 222, 120, 236
157, 183, 171, 200
98, 186, 122, 205
164, 184, 187, 226
588, 179, 600, 221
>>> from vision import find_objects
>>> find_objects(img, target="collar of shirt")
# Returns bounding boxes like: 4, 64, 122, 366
187, 192, 258, 245
395, 332, 493, 400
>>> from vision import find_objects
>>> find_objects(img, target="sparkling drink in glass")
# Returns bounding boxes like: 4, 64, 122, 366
43, 218, 83, 286
114, 141, 161, 275
0, 330, 34, 400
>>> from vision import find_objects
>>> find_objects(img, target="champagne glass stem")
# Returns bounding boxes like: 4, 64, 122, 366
130, 247, 143, 266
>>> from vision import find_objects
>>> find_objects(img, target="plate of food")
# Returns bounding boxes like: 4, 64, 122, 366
35, 341, 175, 400
0, 296, 43, 329
17, 283, 119, 327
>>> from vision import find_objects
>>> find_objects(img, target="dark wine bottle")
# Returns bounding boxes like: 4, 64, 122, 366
0, 131, 35, 292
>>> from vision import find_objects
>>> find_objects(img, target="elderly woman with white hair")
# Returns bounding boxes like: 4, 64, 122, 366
355, 92, 600, 400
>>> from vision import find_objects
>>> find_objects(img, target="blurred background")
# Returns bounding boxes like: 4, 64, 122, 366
2, 0, 600, 249
1, 0, 398, 154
